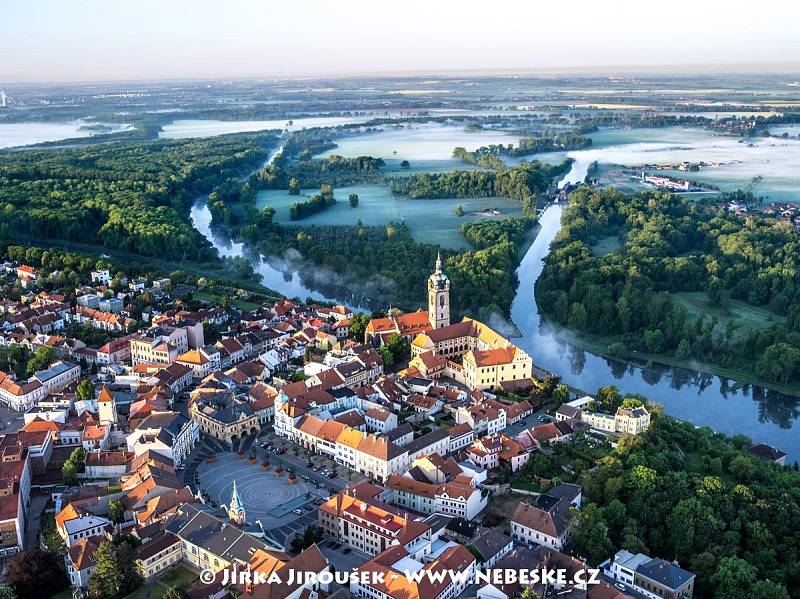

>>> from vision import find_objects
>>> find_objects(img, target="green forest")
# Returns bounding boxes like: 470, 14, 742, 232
537, 187, 800, 387
570, 388, 800, 599
0, 133, 276, 260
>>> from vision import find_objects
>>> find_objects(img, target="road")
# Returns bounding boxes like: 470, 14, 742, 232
503, 406, 552, 438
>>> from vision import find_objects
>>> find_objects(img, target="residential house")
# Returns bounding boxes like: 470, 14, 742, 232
510, 484, 582, 551
603, 550, 695, 599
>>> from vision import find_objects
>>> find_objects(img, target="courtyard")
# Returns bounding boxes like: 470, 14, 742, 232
196, 452, 326, 530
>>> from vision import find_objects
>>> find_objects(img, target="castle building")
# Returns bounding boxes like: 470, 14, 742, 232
365, 256, 450, 346
427, 252, 450, 329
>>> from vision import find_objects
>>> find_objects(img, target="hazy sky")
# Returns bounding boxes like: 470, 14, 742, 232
3, 0, 800, 83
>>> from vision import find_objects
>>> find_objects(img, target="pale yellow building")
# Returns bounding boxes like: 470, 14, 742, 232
462, 344, 532, 391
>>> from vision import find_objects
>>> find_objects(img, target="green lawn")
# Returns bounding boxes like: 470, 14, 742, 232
511, 480, 544, 493
590, 235, 622, 256
41, 509, 65, 553
193, 290, 261, 312
685, 451, 735, 486
158, 566, 198, 588
673, 291, 784, 340
125, 566, 198, 599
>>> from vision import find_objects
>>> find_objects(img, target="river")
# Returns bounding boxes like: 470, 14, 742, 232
190, 157, 800, 462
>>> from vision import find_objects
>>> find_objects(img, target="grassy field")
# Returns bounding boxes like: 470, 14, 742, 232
193, 290, 261, 312
590, 235, 622, 256
673, 291, 784, 340
158, 566, 198, 588
256, 184, 525, 250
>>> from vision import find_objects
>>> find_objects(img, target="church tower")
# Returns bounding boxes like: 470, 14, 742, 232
227, 480, 246, 525
428, 252, 450, 329
97, 387, 118, 429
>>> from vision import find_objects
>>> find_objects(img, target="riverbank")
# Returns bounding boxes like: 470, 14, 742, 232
511, 204, 799, 462
539, 313, 800, 397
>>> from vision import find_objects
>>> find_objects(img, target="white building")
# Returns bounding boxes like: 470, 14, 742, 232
386, 475, 488, 520
126, 411, 199, 467
33, 361, 81, 394
603, 549, 695, 599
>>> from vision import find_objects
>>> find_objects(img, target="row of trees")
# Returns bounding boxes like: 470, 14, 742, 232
62, 446, 86, 485
388, 160, 572, 215
537, 187, 800, 384
288, 184, 337, 220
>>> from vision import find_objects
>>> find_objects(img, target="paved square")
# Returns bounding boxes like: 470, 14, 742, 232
197, 453, 320, 528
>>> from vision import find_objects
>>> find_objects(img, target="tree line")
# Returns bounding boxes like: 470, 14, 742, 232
388, 160, 572, 215
289, 184, 337, 220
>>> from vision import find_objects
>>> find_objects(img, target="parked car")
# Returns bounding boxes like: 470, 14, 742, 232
614, 583, 626, 591
292, 509, 303, 515
342, 548, 352, 554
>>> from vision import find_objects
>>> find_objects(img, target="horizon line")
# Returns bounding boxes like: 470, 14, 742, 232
3, 60, 800, 87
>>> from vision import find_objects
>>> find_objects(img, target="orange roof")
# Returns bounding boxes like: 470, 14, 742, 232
68, 536, 102, 570
97, 387, 114, 403
82, 424, 108, 441
55, 503, 86, 535
471, 346, 517, 367
336, 426, 364, 449
22, 418, 62, 433
317, 420, 346, 443
177, 349, 207, 365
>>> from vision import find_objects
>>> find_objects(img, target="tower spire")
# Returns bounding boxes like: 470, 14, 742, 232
228, 480, 246, 524
428, 250, 450, 329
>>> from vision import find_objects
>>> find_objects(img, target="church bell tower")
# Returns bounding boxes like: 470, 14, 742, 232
227, 480, 246, 525
428, 252, 450, 329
